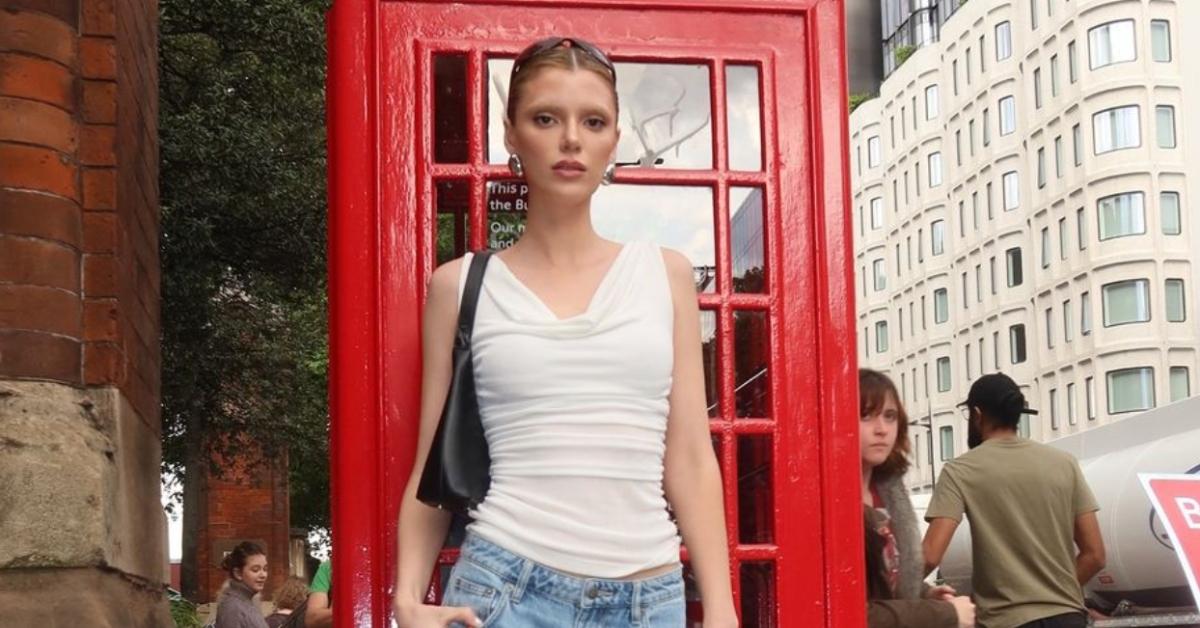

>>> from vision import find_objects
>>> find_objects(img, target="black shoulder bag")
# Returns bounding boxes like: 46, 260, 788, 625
417, 250, 494, 513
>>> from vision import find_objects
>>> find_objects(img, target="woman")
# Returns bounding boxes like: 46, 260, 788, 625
265, 576, 309, 628
214, 541, 269, 628
392, 37, 737, 628
859, 368, 974, 628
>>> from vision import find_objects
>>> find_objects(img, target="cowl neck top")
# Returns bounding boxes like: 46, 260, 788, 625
458, 241, 681, 577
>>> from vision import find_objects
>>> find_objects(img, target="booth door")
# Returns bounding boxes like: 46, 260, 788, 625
327, 1, 860, 626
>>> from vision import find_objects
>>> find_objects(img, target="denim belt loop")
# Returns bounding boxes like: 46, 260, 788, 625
631, 580, 643, 622
510, 556, 535, 604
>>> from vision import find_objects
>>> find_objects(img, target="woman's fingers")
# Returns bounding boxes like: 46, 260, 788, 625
441, 605, 482, 627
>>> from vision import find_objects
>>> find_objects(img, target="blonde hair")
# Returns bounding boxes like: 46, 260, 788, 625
272, 576, 310, 610
506, 45, 618, 122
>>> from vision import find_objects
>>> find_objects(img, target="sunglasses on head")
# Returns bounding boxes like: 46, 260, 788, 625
511, 37, 616, 81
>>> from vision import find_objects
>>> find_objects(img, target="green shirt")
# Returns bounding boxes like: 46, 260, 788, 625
310, 559, 331, 594
926, 437, 1098, 628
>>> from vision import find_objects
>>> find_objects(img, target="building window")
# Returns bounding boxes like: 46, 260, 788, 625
939, 425, 954, 461
1068, 382, 1077, 425
875, 320, 889, 352
965, 344, 972, 380
1161, 192, 1181, 235
986, 182, 994, 219
1088, 20, 1137, 69
932, 220, 946, 255
1030, 0, 1039, 29
937, 357, 951, 392
1086, 376, 1096, 420
1036, 147, 1046, 188
975, 264, 982, 302
1049, 388, 1058, 430
1107, 367, 1155, 414
1054, 136, 1063, 179
1072, 123, 1083, 166
1068, 40, 1078, 83
868, 136, 881, 167
934, 288, 949, 323
1009, 324, 1027, 364
958, 202, 965, 238
961, 272, 968, 309
1166, 278, 1186, 322
955, 131, 962, 166
952, 60, 959, 96
929, 152, 943, 187
1156, 106, 1176, 149
1077, 207, 1087, 249
996, 21, 1012, 60
1098, 191, 1146, 240
1151, 20, 1171, 63
1102, 278, 1150, 326
979, 34, 987, 72
1093, 105, 1140, 154
1081, 290, 1092, 334
983, 108, 991, 146
1003, 170, 1020, 210
992, 331, 1000, 370
1045, 307, 1054, 349
873, 259, 887, 291
999, 96, 1016, 136
1006, 247, 1023, 287
966, 49, 973, 85
1050, 55, 1060, 97
1063, 299, 1073, 342
1058, 217, 1068, 260
969, 120, 976, 157
925, 85, 939, 119
1170, 367, 1190, 402
1033, 68, 1043, 109
918, 228, 924, 262
989, 256, 997, 295
1040, 227, 1051, 269
870, 197, 884, 230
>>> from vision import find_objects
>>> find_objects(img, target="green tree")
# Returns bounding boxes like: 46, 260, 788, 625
158, 0, 332, 587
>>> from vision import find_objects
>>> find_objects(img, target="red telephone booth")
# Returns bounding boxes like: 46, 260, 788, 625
328, 1, 861, 626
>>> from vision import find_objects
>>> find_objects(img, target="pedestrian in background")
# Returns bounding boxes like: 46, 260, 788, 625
859, 369, 975, 628
923, 373, 1106, 628
304, 557, 332, 628
266, 576, 309, 628
214, 541, 269, 628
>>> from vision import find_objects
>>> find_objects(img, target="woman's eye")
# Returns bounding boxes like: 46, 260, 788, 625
585, 117, 608, 129
533, 114, 555, 125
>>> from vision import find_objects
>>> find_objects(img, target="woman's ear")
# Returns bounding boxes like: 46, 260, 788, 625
232, 567, 244, 582
503, 118, 516, 155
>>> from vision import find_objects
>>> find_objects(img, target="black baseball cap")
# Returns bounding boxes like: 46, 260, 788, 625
958, 373, 1039, 416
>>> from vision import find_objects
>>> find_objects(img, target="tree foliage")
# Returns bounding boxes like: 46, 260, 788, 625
159, 0, 332, 535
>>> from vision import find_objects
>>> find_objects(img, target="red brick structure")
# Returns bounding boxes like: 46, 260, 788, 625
187, 441, 291, 603
0, 0, 168, 625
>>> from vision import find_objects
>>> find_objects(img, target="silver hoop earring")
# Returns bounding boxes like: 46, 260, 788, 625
507, 154, 524, 177
601, 162, 616, 186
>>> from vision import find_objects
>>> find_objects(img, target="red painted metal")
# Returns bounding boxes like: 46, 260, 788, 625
327, 2, 861, 626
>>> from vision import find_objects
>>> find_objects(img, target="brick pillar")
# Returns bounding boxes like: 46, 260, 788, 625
0, 0, 169, 625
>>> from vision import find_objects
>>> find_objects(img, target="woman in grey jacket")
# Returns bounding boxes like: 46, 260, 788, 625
214, 541, 270, 628
859, 369, 975, 628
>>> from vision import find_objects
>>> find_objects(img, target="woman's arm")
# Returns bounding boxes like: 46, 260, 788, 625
659, 249, 738, 628
391, 259, 483, 627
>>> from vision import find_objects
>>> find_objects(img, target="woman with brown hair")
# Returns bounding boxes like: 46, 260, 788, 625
391, 36, 736, 628
859, 368, 975, 628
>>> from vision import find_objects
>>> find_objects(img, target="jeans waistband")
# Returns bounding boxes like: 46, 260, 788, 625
458, 533, 684, 609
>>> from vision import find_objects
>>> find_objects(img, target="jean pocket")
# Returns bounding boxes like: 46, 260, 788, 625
443, 560, 509, 627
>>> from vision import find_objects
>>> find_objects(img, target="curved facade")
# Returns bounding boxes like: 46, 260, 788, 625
850, 0, 1200, 489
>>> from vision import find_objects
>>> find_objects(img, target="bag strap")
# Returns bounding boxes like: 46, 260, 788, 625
456, 250, 494, 347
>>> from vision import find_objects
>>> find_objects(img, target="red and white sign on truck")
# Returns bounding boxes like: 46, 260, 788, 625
1139, 473, 1200, 608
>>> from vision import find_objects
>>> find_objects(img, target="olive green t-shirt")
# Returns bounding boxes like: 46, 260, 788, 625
926, 437, 1098, 628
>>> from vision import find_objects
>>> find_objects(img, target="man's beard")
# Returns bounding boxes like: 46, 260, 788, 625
967, 418, 983, 449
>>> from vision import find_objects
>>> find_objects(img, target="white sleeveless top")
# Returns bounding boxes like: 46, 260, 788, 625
456, 241, 682, 577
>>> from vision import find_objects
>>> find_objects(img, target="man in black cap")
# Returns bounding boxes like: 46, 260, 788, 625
922, 373, 1106, 628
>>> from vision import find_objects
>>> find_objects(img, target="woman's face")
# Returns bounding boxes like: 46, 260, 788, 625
860, 393, 900, 469
234, 553, 269, 593
505, 67, 620, 199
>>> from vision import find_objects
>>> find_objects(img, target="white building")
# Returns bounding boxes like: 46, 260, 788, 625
849, 0, 1200, 491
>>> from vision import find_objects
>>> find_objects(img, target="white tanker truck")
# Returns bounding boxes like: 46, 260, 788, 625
931, 396, 1200, 624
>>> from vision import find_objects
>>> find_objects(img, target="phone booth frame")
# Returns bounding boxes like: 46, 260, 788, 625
327, 1, 862, 626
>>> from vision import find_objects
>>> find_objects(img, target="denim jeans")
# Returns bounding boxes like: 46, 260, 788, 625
442, 534, 685, 627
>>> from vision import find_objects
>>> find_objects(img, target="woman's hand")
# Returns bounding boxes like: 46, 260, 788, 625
701, 610, 739, 628
925, 584, 957, 600
392, 598, 481, 628
948, 595, 975, 628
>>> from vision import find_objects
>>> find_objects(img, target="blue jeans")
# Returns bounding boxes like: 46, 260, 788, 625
442, 534, 685, 627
